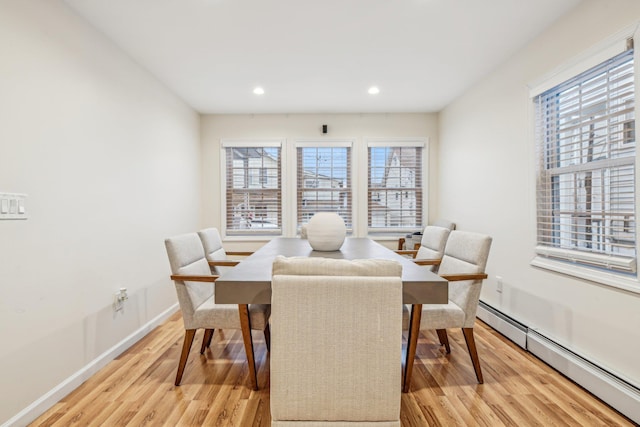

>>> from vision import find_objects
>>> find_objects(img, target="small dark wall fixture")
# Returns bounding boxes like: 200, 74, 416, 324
322, 124, 328, 134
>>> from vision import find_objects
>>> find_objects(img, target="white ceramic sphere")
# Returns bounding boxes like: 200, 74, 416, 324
306, 212, 346, 251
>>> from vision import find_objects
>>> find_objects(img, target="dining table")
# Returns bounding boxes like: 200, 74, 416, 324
214, 237, 448, 392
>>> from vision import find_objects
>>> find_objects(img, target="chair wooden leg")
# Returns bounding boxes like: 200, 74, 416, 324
175, 329, 196, 386
462, 327, 483, 384
264, 324, 271, 352
200, 329, 215, 354
238, 304, 258, 390
436, 329, 451, 353
397, 237, 405, 251
206, 328, 215, 347
403, 304, 422, 393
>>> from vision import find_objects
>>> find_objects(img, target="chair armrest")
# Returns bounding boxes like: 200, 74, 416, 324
440, 273, 488, 281
413, 258, 442, 266
208, 260, 241, 267
170, 274, 219, 282
395, 250, 418, 258
225, 251, 254, 256
413, 243, 421, 251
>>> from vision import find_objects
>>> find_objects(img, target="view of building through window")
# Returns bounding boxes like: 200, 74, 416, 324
226, 147, 281, 234
297, 146, 351, 229
535, 48, 636, 273
368, 146, 423, 231
224, 142, 425, 235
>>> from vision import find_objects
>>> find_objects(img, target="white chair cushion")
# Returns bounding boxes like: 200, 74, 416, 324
165, 233, 207, 275
197, 228, 233, 276
418, 226, 450, 256
166, 232, 270, 331
431, 219, 456, 230
419, 302, 465, 329
271, 257, 402, 424
437, 231, 492, 327
271, 275, 402, 422
193, 300, 270, 330
272, 255, 402, 277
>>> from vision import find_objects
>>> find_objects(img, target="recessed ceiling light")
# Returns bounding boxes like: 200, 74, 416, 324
253, 87, 265, 95
368, 86, 380, 95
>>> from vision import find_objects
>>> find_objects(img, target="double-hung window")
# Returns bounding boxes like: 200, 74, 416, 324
367, 140, 425, 233
533, 45, 637, 276
296, 141, 352, 231
222, 141, 282, 236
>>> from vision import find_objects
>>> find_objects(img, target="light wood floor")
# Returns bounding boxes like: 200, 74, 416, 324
32, 312, 633, 426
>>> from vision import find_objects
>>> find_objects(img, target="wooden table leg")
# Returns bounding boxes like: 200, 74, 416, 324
403, 304, 422, 393
238, 304, 258, 390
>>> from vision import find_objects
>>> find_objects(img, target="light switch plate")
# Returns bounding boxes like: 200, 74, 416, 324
0, 192, 28, 220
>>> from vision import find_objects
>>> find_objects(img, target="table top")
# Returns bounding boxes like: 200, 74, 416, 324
214, 237, 448, 305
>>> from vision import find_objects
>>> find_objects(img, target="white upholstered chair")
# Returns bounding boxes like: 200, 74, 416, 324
397, 225, 451, 270
270, 256, 403, 427
197, 227, 253, 276
431, 218, 456, 230
403, 230, 492, 391
396, 219, 455, 251
164, 232, 270, 387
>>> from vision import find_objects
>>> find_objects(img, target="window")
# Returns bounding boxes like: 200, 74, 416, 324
296, 143, 352, 230
223, 142, 282, 236
368, 142, 424, 233
534, 47, 636, 274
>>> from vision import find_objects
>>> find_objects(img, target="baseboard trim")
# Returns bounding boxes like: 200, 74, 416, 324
478, 300, 640, 424
1, 303, 179, 427
527, 330, 640, 424
477, 301, 527, 349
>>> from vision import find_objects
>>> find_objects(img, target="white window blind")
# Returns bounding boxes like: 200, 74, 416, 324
368, 145, 423, 232
534, 47, 636, 273
224, 145, 282, 235
296, 145, 352, 230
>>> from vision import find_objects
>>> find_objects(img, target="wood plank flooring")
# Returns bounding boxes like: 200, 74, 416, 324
32, 312, 634, 426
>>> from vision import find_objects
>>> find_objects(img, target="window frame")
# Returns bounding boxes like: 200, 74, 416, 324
220, 139, 285, 241
218, 137, 429, 242
529, 27, 640, 293
365, 138, 428, 236
293, 139, 355, 234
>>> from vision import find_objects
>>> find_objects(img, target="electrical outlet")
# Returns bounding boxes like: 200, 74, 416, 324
496, 276, 503, 293
113, 288, 128, 312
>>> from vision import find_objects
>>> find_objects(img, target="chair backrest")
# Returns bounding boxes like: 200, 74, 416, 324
438, 231, 492, 328
416, 226, 451, 270
165, 233, 214, 329
270, 256, 402, 426
431, 218, 456, 230
197, 227, 232, 276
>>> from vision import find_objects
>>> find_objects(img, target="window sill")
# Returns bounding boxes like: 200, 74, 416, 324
366, 234, 407, 241
530, 256, 640, 295
223, 234, 281, 242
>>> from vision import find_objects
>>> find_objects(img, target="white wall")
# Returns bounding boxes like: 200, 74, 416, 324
439, 0, 640, 386
0, 1, 200, 423
200, 113, 439, 250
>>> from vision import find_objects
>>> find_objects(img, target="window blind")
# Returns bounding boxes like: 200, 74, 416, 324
534, 48, 636, 273
225, 146, 282, 235
296, 146, 352, 230
368, 146, 423, 232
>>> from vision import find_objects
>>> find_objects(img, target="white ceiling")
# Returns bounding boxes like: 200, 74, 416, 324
64, 0, 581, 114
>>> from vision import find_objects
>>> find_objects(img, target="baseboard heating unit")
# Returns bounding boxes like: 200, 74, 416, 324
477, 301, 640, 424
